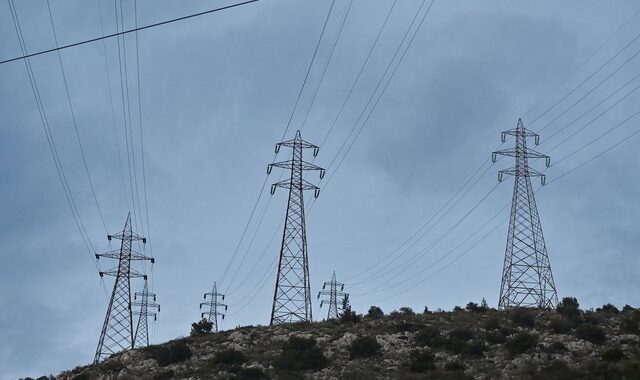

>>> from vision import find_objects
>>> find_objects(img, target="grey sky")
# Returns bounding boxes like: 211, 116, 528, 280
1, 0, 640, 377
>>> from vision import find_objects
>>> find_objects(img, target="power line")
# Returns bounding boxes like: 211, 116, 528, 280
0, 0, 261, 66
322, 0, 437, 189
528, 29, 640, 126
319, 0, 398, 148
348, 160, 495, 286
536, 41, 640, 133
45, 0, 109, 235
547, 81, 640, 155
554, 107, 640, 167
300, 0, 353, 131
8, 0, 99, 265
523, 4, 640, 119
97, 0, 129, 208
218, 0, 337, 287
544, 70, 640, 143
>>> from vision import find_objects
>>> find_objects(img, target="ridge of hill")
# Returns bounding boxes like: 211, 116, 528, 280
50, 299, 640, 379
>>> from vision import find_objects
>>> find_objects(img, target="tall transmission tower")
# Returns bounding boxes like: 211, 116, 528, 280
94, 213, 154, 363
268, 130, 325, 325
492, 118, 558, 309
200, 282, 227, 333
317, 271, 347, 320
133, 279, 160, 348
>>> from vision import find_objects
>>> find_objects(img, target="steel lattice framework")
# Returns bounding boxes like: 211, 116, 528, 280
492, 118, 558, 309
317, 271, 347, 320
268, 130, 325, 325
200, 281, 227, 333
94, 213, 154, 363
133, 279, 160, 348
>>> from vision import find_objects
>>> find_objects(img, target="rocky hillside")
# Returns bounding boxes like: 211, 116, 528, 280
55, 299, 640, 379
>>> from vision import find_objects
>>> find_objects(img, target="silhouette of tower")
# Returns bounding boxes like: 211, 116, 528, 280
200, 282, 227, 333
492, 118, 558, 309
94, 213, 154, 363
268, 130, 325, 325
133, 279, 160, 348
317, 271, 347, 320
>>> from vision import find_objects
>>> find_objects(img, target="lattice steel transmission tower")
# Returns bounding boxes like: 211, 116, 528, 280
200, 282, 227, 333
94, 213, 154, 363
317, 271, 347, 320
268, 130, 325, 325
133, 279, 160, 348
492, 118, 558, 309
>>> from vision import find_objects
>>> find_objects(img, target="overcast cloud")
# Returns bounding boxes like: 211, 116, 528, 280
1, 0, 640, 378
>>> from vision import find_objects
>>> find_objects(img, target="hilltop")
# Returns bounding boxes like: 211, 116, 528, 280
51, 299, 640, 379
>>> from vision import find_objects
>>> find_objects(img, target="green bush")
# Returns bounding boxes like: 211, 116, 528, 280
485, 329, 506, 345
367, 306, 384, 319
556, 297, 581, 321
623, 305, 636, 312
547, 341, 567, 353
601, 348, 624, 362
212, 349, 246, 365
449, 327, 474, 341
349, 336, 381, 359
621, 310, 640, 333
597, 303, 619, 313
466, 299, 489, 313
98, 360, 125, 373
399, 306, 415, 316
462, 340, 486, 357
145, 342, 192, 367
575, 324, 606, 345
484, 316, 501, 330
414, 326, 442, 347
505, 331, 538, 354
408, 349, 435, 373
154, 370, 175, 379
444, 361, 465, 371
275, 336, 328, 370
510, 308, 536, 328
548, 318, 572, 334
190, 318, 213, 336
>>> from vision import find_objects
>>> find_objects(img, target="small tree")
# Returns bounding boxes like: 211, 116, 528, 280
557, 297, 581, 322
340, 294, 361, 323
367, 306, 384, 319
190, 318, 213, 336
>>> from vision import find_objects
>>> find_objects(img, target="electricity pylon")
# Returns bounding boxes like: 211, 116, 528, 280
317, 271, 347, 320
133, 279, 160, 348
492, 118, 558, 309
200, 282, 227, 333
94, 213, 154, 363
268, 130, 325, 325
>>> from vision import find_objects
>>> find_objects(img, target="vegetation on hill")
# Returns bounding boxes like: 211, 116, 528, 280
48, 298, 640, 379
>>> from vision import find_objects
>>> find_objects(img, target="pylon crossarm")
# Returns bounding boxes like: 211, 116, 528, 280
272, 179, 320, 191
95, 250, 121, 260
268, 160, 325, 172
499, 167, 545, 177
501, 127, 539, 139
108, 231, 146, 242
276, 139, 319, 150
130, 252, 155, 262
492, 147, 549, 159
